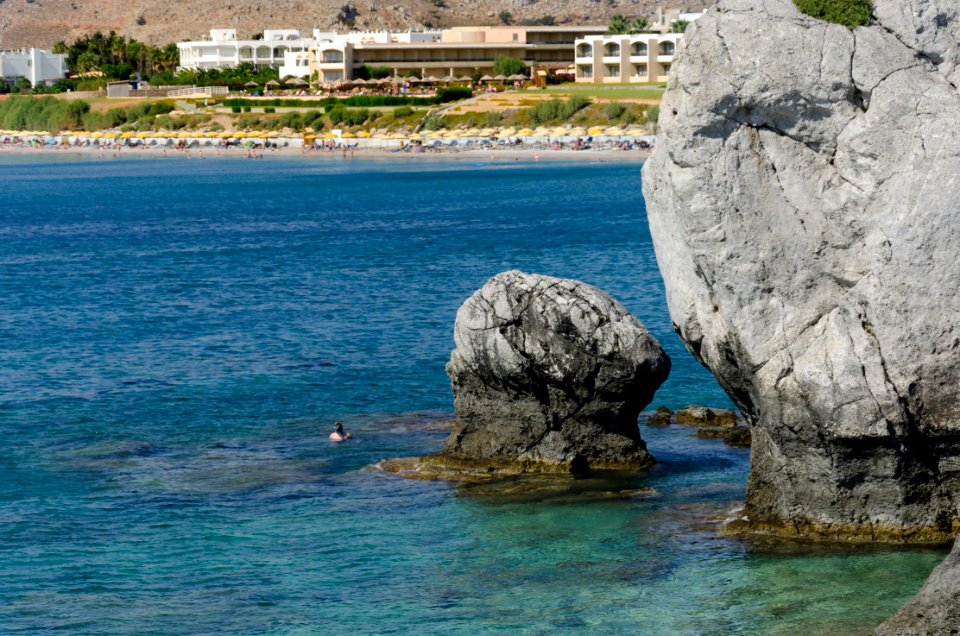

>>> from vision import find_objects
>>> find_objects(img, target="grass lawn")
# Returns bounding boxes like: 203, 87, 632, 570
536, 84, 666, 100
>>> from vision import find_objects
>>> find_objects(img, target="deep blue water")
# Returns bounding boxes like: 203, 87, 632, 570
0, 155, 945, 634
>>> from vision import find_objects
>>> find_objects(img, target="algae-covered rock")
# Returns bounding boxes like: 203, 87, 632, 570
642, 0, 960, 542
436, 270, 670, 474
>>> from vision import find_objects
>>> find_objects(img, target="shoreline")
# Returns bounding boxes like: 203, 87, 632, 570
0, 143, 650, 162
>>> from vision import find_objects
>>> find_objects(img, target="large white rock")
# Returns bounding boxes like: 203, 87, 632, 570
642, 0, 960, 542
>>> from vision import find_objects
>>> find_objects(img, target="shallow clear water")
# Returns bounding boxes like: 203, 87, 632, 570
0, 155, 945, 634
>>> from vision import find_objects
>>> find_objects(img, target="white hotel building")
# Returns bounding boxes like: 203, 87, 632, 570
574, 33, 682, 84
0, 48, 68, 87
177, 28, 443, 74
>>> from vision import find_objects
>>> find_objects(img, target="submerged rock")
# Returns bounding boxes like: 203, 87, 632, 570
675, 406, 739, 428
642, 0, 960, 543
430, 270, 670, 475
645, 406, 673, 427
875, 535, 960, 635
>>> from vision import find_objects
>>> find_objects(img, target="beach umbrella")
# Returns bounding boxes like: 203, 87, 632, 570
588, 126, 606, 135
624, 127, 645, 136
480, 74, 493, 81
218, 131, 233, 138
265, 79, 280, 87
425, 75, 440, 83
285, 77, 307, 86
390, 76, 405, 84
464, 128, 481, 137
441, 75, 456, 83
120, 131, 134, 139
406, 76, 421, 82
499, 127, 517, 137
570, 127, 588, 136
507, 74, 526, 81
551, 126, 570, 136
356, 131, 371, 138
136, 132, 150, 138
353, 78, 367, 85
457, 75, 472, 82
342, 132, 356, 138
494, 75, 507, 81
244, 81, 259, 87
408, 133, 422, 140
516, 128, 535, 137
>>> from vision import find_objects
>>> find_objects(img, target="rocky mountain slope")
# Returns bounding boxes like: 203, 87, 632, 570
0, 0, 712, 48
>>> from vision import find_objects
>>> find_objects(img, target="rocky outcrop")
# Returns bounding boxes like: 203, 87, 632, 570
876, 535, 960, 635
642, 0, 960, 542
675, 406, 738, 428
429, 270, 670, 474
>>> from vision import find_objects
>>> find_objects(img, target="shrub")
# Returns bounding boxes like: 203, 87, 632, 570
264, 107, 276, 114
603, 101, 627, 120
422, 115, 446, 131
231, 106, 242, 113
485, 111, 502, 127
436, 87, 472, 103
793, 0, 871, 28
393, 105, 414, 118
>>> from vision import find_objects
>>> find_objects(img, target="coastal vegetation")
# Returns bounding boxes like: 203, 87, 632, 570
0, 96, 175, 132
793, 0, 872, 28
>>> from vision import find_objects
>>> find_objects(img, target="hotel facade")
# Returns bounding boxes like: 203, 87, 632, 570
178, 26, 608, 82
304, 26, 607, 83
573, 33, 682, 84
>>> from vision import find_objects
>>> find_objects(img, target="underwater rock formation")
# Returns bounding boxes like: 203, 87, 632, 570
642, 0, 960, 542
430, 270, 670, 474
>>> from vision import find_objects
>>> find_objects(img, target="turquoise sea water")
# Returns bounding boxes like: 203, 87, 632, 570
0, 155, 946, 634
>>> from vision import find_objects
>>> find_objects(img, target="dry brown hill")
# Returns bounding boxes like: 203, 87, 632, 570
0, 0, 711, 48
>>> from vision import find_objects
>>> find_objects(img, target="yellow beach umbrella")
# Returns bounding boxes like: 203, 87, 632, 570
342, 132, 356, 138
516, 128, 535, 137
322, 133, 337, 139
136, 132, 150, 138
356, 131, 371, 138
90, 132, 104, 139
499, 127, 516, 136
551, 126, 569, 136
588, 126, 606, 135
120, 131, 134, 139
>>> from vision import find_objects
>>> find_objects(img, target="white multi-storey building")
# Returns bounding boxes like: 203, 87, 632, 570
574, 33, 682, 84
179, 28, 444, 74
177, 29, 314, 71
278, 29, 442, 78
0, 48, 68, 86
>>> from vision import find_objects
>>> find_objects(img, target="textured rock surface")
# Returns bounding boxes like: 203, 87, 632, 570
675, 406, 739, 428
876, 535, 960, 635
434, 270, 669, 474
642, 0, 960, 542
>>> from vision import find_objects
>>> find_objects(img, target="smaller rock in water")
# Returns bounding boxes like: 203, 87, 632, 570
675, 406, 739, 428
432, 270, 670, 475
694, 426, 751, 448
645, 406, 673, 427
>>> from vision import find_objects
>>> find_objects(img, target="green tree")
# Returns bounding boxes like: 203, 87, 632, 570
498, 10, 513, 25
493, 56, 527, 77
52, 40, 68, 54
607, 14, 629, 34
793, 0, 872, 29
671, 19, 689, 33
629, 17, 651, 33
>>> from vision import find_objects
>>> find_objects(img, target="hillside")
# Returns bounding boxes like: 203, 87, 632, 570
0, 0, 712, 48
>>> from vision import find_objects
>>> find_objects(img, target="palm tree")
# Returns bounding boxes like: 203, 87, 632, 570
629, 17, 650, 33
671, 20, 690, 33
607, 14, 629, 35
